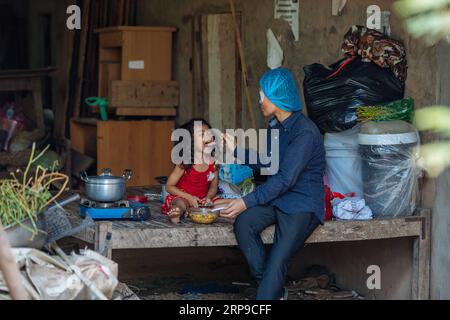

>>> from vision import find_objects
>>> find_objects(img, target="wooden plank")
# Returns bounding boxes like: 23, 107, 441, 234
70, 119, 98, 159
72, 117, 98, 126
99, 29, 123, 47
115, 107, 177, 117
97, 120, 175, 187
95, 221, 113, 259
0, 67, 56, 79
121, 30, 174, 81
229, 0, 256, 129
53, 6, 76, 140
0, 78, 35, 91
62, 188, 425, 251
73, 0, 91, 119
412, 209, 431, 300
30, 79, 45, 130
109, 80, 179, 107
108, 218, 423, 250
95, 26, 177, 33
195, 13, 241, 128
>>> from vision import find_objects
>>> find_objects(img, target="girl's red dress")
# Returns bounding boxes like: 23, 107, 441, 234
161, 163, 219, 214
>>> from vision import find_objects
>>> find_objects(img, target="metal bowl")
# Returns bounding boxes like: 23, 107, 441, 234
188, 207, 219, 224
5, 213, 48, 249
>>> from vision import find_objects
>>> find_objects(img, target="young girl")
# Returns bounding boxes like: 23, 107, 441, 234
162, 119, 220, 223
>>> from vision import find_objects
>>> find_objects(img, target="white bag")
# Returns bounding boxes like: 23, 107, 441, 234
0, 248, 118, 300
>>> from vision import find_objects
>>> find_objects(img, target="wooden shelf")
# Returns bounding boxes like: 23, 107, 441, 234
65, 187, 431, 300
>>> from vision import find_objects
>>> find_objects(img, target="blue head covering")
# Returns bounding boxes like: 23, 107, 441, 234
259, 68, 302, 112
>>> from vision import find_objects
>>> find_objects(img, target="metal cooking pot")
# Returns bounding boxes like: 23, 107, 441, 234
81, 168, 132, 202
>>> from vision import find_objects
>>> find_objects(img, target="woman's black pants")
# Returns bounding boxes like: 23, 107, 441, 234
233, 205, 320, 300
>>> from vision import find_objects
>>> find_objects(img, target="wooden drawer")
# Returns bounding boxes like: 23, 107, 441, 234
109, 80, 179, 108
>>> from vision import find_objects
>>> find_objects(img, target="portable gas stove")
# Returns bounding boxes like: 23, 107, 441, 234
79, 198, 151, 221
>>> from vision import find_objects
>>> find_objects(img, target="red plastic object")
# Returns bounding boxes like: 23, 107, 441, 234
324, 185, 332, 221
127, 195, 148, 203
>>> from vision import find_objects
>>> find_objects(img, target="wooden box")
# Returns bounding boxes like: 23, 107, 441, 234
109, 80, 179, 108
71, 118, 175, 187
96, 26, 177, 99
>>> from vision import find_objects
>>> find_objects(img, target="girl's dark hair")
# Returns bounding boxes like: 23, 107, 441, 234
176, 118, 212, 171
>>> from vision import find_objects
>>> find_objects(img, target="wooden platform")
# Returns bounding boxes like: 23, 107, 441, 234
64, 186, 431, 300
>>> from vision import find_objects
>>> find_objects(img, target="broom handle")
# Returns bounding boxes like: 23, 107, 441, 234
0, 222, 29, 300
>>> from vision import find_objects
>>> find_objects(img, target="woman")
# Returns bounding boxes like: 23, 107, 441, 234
220, 68, 326, 300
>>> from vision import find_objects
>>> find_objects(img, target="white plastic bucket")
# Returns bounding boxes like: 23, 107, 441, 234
324, 127, 363, 196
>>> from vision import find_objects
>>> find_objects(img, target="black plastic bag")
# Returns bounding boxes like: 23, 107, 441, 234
303, 57, 405, 133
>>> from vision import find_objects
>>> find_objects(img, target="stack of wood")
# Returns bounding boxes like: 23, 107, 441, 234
55, 0, 138, 139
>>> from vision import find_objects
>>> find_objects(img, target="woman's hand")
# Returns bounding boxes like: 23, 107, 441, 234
186, 195, 200, 208
220, 199, 247, 219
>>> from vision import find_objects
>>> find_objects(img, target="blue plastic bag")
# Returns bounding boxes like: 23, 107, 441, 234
219, 164, 253, 185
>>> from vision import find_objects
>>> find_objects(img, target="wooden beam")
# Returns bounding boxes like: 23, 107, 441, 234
73, 0, 91, 119
412, 209, 431, 300
81, 218, 424, 250
229, 0, 256, 129
53, 1, 76, 139
115, 107, 177, 117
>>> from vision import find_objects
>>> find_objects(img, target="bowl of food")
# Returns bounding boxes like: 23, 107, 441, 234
188, 205, 223, 225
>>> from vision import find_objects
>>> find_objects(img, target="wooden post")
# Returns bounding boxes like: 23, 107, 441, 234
73, 0, 91, 120
411, 209, 431, 300
0, 222, 29, 300
229, 0, 257, 129
95, 221, 113, 259
31, 79, 45, 130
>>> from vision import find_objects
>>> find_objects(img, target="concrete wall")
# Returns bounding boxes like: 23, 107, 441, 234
430, 41, 450, 300
135, 0, 437, 128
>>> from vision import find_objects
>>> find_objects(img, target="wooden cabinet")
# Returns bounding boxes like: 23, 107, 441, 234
96, 26, 177, 108
96, 27, 179, 116
71, 119, 175, 187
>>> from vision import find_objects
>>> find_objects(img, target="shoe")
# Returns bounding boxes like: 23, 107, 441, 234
280, 287, 288, 300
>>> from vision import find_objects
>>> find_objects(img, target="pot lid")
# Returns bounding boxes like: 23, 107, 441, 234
87, 175, 125, 184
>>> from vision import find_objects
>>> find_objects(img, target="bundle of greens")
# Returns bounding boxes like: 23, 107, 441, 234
0, 143, 68, 236
357, 98, 414, 123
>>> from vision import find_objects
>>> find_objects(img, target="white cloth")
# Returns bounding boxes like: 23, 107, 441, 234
332, 197, 373, 220
267, 28, 284, 69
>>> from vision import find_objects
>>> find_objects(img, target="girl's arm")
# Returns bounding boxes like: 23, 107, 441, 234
206, 170, 219, 200
166, 166, 200, 207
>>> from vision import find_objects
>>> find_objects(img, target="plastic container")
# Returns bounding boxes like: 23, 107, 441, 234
358, 121, 420, 218
324, 126, 363, 197
219, 164, 253, 185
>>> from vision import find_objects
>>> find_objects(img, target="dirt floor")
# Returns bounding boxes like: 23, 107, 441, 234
124, 275, 364, 300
